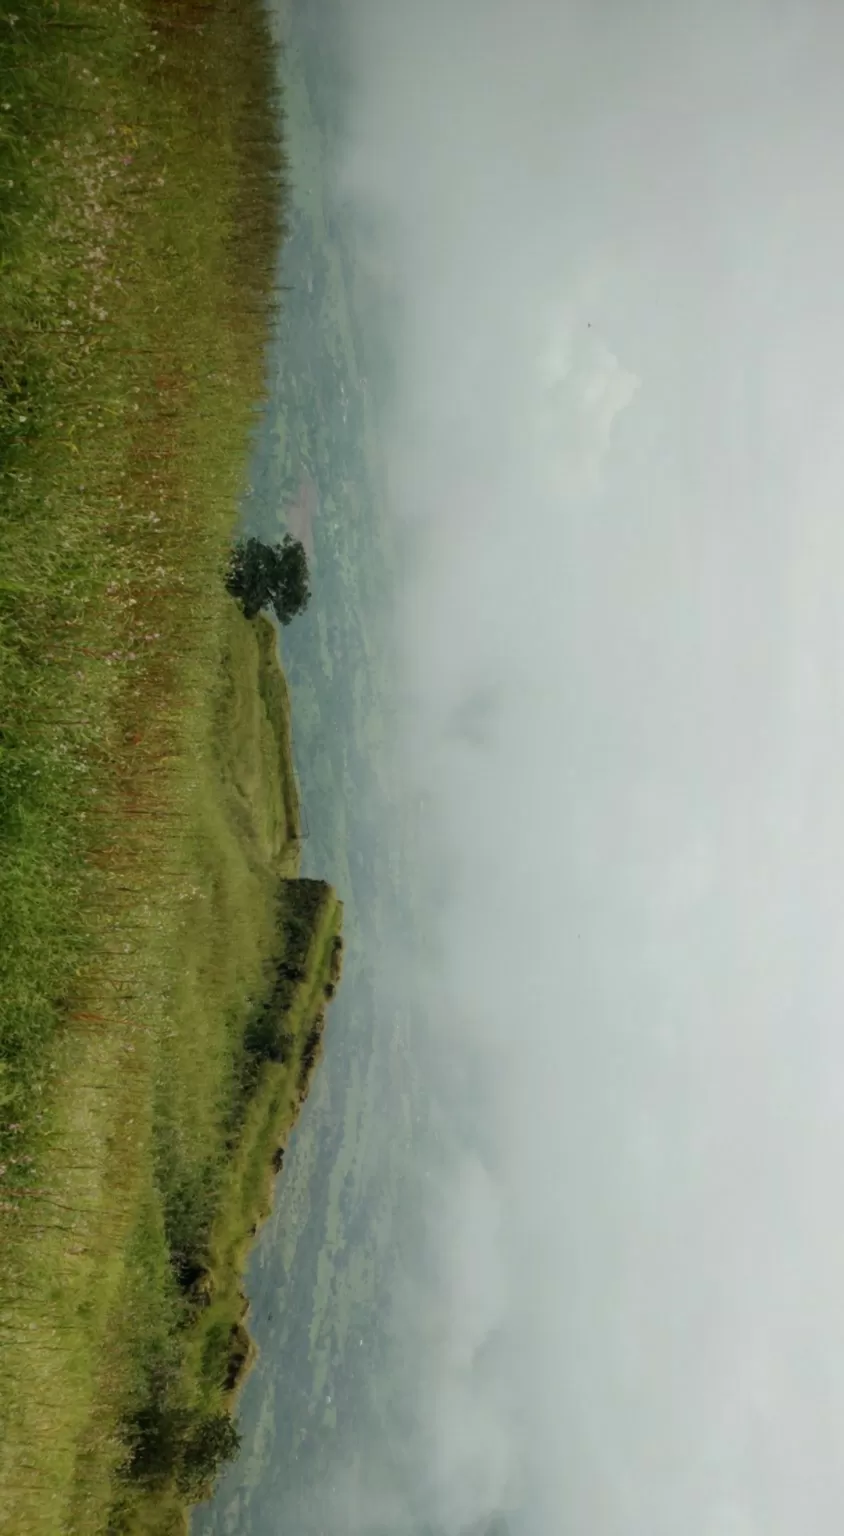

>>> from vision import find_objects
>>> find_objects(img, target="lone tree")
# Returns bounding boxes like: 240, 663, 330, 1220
226, 534, 311, 625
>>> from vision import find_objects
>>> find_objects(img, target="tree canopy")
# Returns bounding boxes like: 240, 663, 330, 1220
226, 534, 311, 625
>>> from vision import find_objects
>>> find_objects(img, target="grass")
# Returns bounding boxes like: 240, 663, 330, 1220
187, 880, 343, 1407
1, 605, 344, 1535
103, 616, 344, 1536
0, 2, 344, 1531
0, 0, 286, 1113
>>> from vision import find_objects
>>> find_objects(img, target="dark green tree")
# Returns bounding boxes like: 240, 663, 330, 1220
126, 1404, 241, 1498
126, 1403, 186, 1484
226, 534, 311, 624
176, 1412, 242, 1499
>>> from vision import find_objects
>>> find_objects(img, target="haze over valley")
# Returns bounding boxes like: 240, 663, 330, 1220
199, 4, 844, 1536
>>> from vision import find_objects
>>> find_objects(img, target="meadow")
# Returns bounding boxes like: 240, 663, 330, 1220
0, 1, 342, 1531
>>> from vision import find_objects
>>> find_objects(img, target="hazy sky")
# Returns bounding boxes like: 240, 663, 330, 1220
338, 3, 844, 1533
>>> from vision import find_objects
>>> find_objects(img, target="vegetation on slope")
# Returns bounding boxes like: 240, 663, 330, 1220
110, 622, 344, 1536
0, 3, 343, 1533
1, 604, 343, 1536
0, 0, 286, 1113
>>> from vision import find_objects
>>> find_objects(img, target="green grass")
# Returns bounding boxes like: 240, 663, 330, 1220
103, 615, 343, 1536
191, 884, 343, 1395
0, 0, 287, 1115
0, 4, 346, 1532
0, 605, 344, 1535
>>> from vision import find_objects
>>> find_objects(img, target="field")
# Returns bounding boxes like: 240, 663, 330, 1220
0, 0, 293, 1083
0, 1, 343, 1532
2, 601, 346, 1532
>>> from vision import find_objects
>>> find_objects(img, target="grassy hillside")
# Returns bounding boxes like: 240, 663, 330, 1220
107, 621, 344, 1536
0, 0, 285, 1114
1, 604, 344, 1535
0, 3, 344, 1532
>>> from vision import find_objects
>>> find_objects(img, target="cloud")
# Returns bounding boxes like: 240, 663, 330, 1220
324, 2, 844, 1534
536, 302, 641, 495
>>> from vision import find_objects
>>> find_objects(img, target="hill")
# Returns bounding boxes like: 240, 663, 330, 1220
107, 612, 345, 1535
1, 606, 344, 1535
0, 1, 343, 1530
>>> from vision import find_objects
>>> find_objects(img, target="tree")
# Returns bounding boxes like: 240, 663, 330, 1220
176, 1412, 242, 1499
126, 1404, 241, 1498
226, 534, 311, 625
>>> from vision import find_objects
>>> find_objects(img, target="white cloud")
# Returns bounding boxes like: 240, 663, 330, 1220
331, 2, 844, 1533
536, 305, 641, 494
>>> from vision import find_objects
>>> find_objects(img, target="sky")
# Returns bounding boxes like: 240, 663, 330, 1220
336, 3, 844, 1534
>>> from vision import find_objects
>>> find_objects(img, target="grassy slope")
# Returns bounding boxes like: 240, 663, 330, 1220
0, 4, 343, 1533
1, 599, 344, 1536
0, 0, 284, 1112
108, 612, 343, 1536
